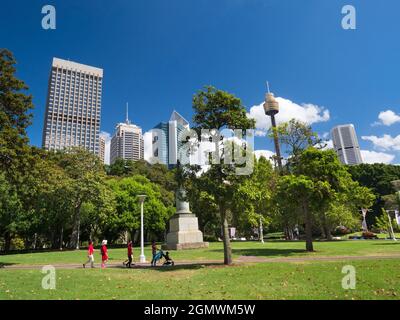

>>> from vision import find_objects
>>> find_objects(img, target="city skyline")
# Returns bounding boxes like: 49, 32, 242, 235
2, 1, 400, 165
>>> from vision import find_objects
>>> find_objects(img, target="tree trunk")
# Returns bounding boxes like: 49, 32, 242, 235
259, 217, 264, 243
70, 202, 81, 249
303, 201, 314, 252
320, 213, 332, 240
4, 232, 11, 252
219, 203, 232, 265
59, 226, 64, 250
325, 226, 333, 241
320, 226, 326, 239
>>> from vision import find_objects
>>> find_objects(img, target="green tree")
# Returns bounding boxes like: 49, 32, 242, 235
295, 148, 374, 238
232, 156, 276, 237
107, 175, 173, 242
270, 119, 324, 165
56, 148, 109, 249
189, 86, 255, 265
0, 49, 33, 175
0, 173, 22, 251
347, 163, 400, 227
275, 174, 321, 251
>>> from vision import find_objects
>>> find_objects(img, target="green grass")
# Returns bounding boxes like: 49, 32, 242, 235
1, 240, 400, 266
1, 240, 400, 300
1, 259, 399, 299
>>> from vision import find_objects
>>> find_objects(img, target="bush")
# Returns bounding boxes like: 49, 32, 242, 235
332, 226, 351, 236
203, 235, 218, 242
362, 231, 378, 239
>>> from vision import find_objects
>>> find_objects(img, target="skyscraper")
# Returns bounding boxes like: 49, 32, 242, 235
152, 111, 190, 168
42, 58, 103, 154
331, 124, 363, 165
110, 104, 144, 164
99, 135, 106, 164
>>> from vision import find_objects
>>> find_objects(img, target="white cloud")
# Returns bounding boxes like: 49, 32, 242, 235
99, 131, 111, 165
319, 139, 333, 150
247, 97, 330, 135
362, 134, 400, 151
322, 132, 330, 139
360, 150, 395, 164
254, 150, 275, 162
143, 131, 153, 162
374, 110, 400, 126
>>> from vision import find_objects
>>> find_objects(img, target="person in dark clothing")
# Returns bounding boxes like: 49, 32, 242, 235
123, 241, 133, 268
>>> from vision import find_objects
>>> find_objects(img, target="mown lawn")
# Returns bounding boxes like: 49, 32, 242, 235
1, 240, 400, 266
0, 259, 399, 300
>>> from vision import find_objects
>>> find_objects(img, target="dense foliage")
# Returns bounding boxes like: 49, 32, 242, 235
0, 50, 393, 257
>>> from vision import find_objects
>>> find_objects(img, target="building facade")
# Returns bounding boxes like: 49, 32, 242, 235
152, 111, 190, 168
42, 58, 103, 154
99, 135, 106, 164
110, 119, 144, 165
331, 124, 363, 165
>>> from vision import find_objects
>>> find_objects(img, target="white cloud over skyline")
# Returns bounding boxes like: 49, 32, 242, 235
360, 150, 395, 164
99, 131, 111, 165
247, 97, 330, 136
254, 150, 275, 162
362, 134, 400, 151
143, 131, 153, 162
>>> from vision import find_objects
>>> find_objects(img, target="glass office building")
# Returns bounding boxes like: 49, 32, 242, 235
152, 111, 190, 168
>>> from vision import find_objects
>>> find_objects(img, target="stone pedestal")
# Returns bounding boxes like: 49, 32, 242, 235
163, 189, 209, 250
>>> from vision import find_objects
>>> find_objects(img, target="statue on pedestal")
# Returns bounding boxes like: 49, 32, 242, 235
163, 161, 209, 250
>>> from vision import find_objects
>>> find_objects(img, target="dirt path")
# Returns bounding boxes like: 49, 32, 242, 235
2, 254, 400, 270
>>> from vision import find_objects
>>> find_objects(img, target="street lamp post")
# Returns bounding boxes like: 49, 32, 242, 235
138, 195, 147, 263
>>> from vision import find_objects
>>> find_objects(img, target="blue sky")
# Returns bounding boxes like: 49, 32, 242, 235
2, 0, 400, 164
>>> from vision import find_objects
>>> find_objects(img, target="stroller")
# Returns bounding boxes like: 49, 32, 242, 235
151, 249, 175, 267
162, 251, 175, 267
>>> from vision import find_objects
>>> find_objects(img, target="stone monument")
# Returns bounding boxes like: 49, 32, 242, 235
163, 188, 209, 250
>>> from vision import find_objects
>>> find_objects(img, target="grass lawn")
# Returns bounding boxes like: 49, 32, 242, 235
1, 240, 399, 300
1, 240, 400, 266
0, 259, 399, 300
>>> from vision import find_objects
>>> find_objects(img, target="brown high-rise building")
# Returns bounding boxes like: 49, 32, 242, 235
99, 135, 106, 163
42, 58, 103, 154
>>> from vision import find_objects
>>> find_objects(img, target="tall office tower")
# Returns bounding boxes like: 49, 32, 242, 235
42, 58, 103, 154
99, 135, 106, 163
331, 124, 363, 165
152, 111, 190, 168
152, 111, 189, 168
110, 105, 144, 164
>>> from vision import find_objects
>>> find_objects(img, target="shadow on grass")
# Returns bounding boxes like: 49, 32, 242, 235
114, 262, 225, 272
0, 262, 16, 268
371, 242, 400, 246
209, 248, 307, 258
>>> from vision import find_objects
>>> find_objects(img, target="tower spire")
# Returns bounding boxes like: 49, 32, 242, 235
266, 81, 270, 94
126, 102, 130, 124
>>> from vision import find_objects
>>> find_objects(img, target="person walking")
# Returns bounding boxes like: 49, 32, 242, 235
150, 240, 157, 267
100, 240, 108, 268
83, 240, 95, 268
123, 240, 133, 268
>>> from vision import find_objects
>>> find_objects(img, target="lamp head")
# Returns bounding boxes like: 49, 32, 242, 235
138, 195, 147, 203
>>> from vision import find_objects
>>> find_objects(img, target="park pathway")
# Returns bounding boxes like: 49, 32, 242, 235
2, 254, 400, 270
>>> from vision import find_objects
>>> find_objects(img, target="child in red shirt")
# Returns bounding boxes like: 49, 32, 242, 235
83, 240, 94, 268
101, 240, 108, 268
124, 241, 133, 268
